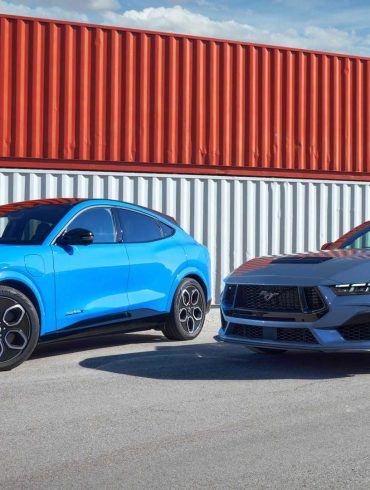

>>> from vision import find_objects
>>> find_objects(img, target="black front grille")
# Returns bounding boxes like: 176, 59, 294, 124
228, 324, 263, 339
235, 285, 302, 312
235, 285, 301, 312
233, 285, 327, 319
338, 324, 370, 341
276, 328, 318, 344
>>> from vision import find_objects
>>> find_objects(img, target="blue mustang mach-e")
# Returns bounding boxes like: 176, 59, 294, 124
0, 198, 211, 371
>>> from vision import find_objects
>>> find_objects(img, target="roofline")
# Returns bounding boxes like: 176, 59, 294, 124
80, 198, 179, 225
0, 197, 178, 225
1, 13, 369, 62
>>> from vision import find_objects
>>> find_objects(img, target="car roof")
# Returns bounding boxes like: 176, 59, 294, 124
0, 198, 85, 215
0, 198, 178, 226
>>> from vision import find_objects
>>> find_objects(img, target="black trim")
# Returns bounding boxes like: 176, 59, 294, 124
115, 207, 175, 244
272, 256, 332, 264
206, 299, 212, 313
40, 310, 169, 343
224, 309, 321, 322
340, 312, 370, 326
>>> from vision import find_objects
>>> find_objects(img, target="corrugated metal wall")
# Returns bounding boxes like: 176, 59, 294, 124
1, 168, 370, 302
1, 15, 370, 180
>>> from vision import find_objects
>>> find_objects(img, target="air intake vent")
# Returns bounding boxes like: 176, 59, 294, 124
338, 324, 370, 341
272, 256, 332, 264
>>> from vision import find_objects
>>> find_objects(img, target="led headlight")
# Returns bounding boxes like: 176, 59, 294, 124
331, 283, 370, 295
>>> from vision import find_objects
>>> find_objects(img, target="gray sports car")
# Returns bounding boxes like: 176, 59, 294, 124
216, 220, 370, 353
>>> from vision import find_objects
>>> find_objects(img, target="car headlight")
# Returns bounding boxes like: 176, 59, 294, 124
331, 283, 370, 295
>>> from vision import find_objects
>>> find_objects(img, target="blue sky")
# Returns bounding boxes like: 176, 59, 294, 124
1, 0, 370, 56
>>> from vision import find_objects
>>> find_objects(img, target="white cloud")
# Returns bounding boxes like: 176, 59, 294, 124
102, 6, 257, 39
0, 0, 90, 22
0, 2, 369, 57
102, 5, 370, 56
7, 0, 120, 12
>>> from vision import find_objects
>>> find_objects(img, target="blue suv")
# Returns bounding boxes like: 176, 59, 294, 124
0, 198, 211, 370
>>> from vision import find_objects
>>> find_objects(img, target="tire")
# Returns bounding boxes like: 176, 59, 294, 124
0, 286, 40, 371
248, 347, 287, 355
162, 278, 206, 341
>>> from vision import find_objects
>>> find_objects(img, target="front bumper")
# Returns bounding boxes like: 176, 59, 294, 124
217, 285, 370, 352
215, 329, 370, 352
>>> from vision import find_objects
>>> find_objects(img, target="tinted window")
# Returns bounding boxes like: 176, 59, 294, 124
68, 207, 116, 244
341, 228, 370, 249
0, 203, 73, 245
160, 222, 175, 238
117, 209, 162, 243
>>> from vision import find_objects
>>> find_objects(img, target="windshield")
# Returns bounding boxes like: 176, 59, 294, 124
0, 203, 75, 245
334, 221, 370, 250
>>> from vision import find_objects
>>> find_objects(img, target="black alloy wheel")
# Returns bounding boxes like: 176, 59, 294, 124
162, 278, 206, 340
0, 286, 40, 371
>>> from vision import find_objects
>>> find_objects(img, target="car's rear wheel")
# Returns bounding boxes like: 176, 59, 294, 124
0, 286, 40, 371
162, 278, 206, 340
248, 347, 287, 355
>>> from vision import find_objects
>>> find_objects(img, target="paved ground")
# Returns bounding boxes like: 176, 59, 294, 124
2, 309, 370, 489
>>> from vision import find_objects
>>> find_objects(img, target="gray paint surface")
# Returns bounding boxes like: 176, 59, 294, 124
2, 169, 370, 301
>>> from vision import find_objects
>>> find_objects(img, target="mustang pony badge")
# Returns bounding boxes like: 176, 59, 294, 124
259, 290, 280, 302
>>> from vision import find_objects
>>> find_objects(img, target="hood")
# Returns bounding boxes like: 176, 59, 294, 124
227, 249, 370, 286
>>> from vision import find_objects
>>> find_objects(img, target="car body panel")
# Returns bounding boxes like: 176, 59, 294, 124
0, 198, 211, 339
0, 246, 54, 334
217, 247, 370, 352
52, 242, 130, 330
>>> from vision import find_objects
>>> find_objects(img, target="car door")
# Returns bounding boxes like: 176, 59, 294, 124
52, 206, 130, 331
114, 207, 186, 314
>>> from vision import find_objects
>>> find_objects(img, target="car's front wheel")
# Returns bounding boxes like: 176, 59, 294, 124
162, 278, 206, 341
0, 286, 40, 371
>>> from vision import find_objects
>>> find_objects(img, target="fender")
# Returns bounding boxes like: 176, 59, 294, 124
0, 270, 48, 333
166, 266, 210, 312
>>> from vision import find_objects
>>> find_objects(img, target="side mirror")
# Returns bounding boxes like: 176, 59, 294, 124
321, 242, 333, 250
57, 228, 94, 246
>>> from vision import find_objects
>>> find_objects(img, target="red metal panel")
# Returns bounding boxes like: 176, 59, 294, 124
0, 13, 370, 180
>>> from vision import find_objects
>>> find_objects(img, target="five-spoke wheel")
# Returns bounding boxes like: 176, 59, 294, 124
162, 278, 207, 340
0, 286, 39, 371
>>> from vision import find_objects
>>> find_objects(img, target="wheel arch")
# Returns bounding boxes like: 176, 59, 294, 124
166, 268, 211, 311
185, 274, 208, 301
0, 279, 43, 326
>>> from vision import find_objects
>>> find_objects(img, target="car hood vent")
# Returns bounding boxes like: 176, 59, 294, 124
272, 256, 333, 265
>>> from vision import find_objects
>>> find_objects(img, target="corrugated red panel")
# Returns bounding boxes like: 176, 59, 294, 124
0, 14, 370, 180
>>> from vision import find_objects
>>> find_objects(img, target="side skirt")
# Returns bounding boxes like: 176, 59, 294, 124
39, 311, 169, 344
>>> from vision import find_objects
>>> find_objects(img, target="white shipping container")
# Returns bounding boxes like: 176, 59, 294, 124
1, 169, 370, 303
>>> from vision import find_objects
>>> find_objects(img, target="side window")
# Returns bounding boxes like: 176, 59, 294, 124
160, 222, 175, 238
344, 229, 370, 249
67, 207, 116, 244
117, 209, 162, 243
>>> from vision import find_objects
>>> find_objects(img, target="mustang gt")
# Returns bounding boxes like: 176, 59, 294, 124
216, 221, 370, 353
0, 198, 211, 371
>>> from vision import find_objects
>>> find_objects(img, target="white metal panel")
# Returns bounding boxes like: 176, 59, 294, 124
2, 168, 370, 303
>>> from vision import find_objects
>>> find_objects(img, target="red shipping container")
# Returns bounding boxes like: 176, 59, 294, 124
0, 14, 369, 180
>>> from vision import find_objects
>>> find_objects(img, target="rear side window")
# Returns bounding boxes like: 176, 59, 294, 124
160, 222, 175, 238
117, 209, 166, 243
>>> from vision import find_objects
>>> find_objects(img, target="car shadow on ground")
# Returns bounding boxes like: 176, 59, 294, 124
79, 342, 370, 381
32, 331, 166, 359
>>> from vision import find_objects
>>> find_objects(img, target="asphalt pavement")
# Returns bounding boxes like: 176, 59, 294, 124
2, 308, 370, 489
